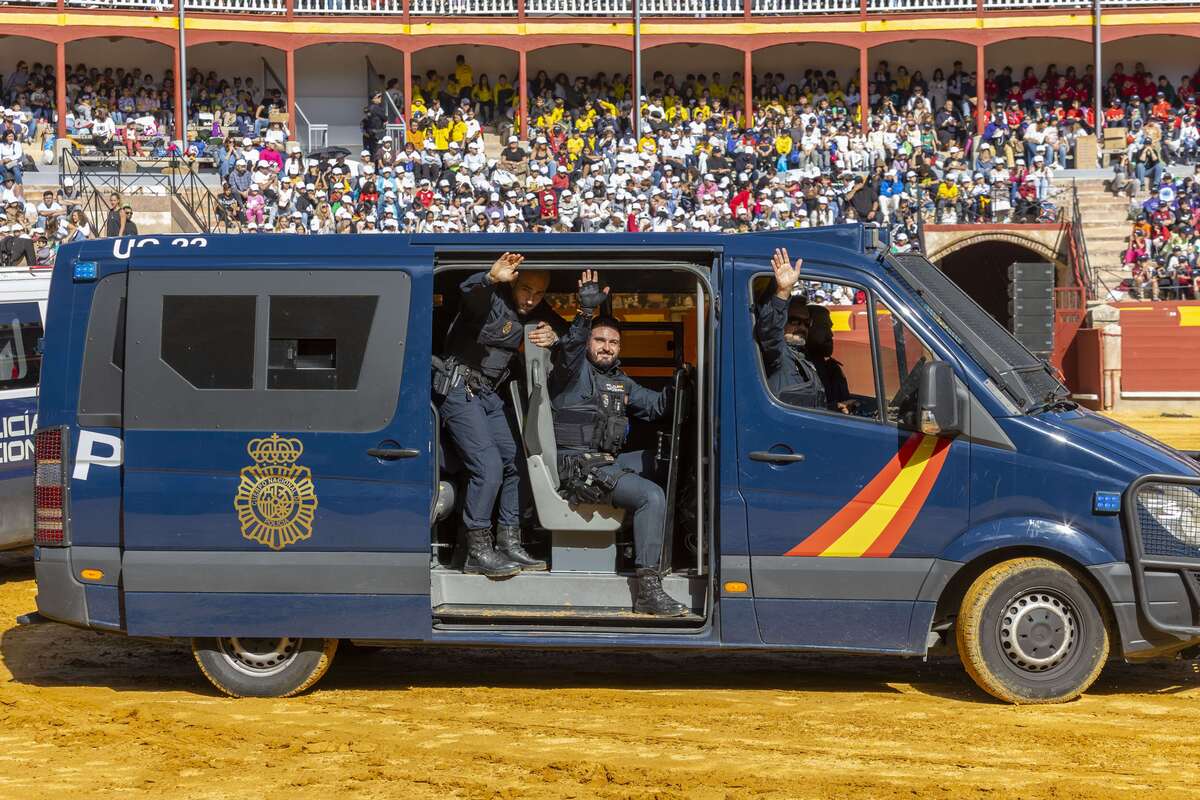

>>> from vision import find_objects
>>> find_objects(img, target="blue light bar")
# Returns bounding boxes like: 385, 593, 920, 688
1093, 491, 1121, 515
73, 261, 98, 282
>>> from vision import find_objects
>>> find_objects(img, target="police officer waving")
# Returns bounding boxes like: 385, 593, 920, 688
551, 270, 689, 617
755, 248, 825, 409
436, 253, 565, 578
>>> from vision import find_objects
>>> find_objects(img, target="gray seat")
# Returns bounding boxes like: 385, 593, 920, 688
512, 323, 624, 538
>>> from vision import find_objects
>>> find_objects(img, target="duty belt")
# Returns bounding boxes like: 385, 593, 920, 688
436, 355, 507, 396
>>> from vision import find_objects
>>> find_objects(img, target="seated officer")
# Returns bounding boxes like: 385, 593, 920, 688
755, 247, 825, 409
805, 304, 854, 414
549, 270, 688, 618
436, 253, 566, 578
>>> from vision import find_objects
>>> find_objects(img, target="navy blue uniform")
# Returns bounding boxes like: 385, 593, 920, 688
755, 294, 825, 409
551, 311, 672, 568
438, 271, 564, 531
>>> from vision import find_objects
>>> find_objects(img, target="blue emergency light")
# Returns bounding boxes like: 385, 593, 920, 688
73, 261, 98, 282
1093, 491, 1122, 515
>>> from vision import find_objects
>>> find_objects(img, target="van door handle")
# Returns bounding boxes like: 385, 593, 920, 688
748, 451, 805, 463
368, 447, 420, 460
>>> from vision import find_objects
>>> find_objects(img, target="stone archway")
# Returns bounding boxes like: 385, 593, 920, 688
925, 228, 1066, 267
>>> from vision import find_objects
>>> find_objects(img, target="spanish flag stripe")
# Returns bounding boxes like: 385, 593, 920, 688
817, 435, 940, 557
860, 437, 953, 558
783, 433, 924, 557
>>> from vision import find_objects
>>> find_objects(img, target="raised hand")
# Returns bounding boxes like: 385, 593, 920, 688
772, 247, 802, 300
528, 321, 559, 348
488, 252, 524, 284
577, 268, 610, 312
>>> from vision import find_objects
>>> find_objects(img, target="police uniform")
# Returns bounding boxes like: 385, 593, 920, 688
754, 293, 826, 409
436, 270, 565, 575
549, 297, 688, 617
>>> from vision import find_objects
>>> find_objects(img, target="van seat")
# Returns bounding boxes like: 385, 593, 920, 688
513, 323, 623, 566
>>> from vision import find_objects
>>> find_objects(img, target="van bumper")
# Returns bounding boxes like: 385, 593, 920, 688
1088, 562, 1200, 660
33, 546, 122, 631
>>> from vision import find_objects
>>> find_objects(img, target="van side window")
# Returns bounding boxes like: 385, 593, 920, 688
0, 302, 42, 392
752, 275, 881, 421
161, 295, 256, 389
873, 299, 937, 426
268, 296, 378, 390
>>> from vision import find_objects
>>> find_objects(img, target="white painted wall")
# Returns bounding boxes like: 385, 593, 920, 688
294, 43, 405, 146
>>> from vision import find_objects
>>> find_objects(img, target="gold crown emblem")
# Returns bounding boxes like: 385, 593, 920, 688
247, 433, 304, 466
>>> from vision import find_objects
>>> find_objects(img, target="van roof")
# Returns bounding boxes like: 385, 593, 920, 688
63, 226, 877, 269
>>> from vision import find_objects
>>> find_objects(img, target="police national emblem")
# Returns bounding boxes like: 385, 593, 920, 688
234, 434, 319, 550
502, 320, 513, 335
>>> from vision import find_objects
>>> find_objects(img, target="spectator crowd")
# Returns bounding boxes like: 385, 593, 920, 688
2, 53, 1200, 272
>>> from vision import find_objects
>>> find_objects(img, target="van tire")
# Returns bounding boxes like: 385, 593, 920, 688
956, 557, 1109, 705
192, 637, 338, 698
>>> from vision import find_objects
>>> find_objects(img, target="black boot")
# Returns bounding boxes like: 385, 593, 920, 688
463, 527, 521, 578
496, 525, 547, 571
634, 568, 689, 617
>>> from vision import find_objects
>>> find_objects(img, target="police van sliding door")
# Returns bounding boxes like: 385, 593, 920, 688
732, 255, 970, 653
119, 263, 434, 640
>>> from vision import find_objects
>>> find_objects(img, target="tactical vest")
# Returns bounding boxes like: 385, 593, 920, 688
443, 290, 523, 383
553, 369, 630, 455
776, 348, 827, 410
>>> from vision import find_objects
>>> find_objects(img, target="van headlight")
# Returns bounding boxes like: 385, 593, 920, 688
1138, 484, 1200, 550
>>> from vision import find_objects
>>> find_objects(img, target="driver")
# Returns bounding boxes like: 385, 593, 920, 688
755, 248, 825, 409
805, 304, 855, 414
549, 270, 689, 617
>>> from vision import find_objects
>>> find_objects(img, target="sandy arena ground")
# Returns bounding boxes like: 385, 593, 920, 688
1, 413, 1199, 799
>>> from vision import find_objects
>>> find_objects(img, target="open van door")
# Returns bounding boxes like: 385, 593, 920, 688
118, 252, 435, 641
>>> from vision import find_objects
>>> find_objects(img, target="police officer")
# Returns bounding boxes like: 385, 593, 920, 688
805, 304, 855, 414
436, 252, 565, 577
755, 248, 825, 409
550, 270, 688, 617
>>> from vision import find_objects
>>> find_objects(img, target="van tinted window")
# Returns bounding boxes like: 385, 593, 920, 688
0, 302, 42, 392
161, 295, 256, 389
268, 296, 377, 390
125, 270, 412, 432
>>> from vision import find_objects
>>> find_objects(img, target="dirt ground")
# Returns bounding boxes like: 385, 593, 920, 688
0, 549, 1198, 800
2, 414, 1199, 799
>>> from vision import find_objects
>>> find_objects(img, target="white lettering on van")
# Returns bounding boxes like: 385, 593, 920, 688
170, 237, 208, 248
0, 412, 35, 464
112, 237, 161, 260
73, 430, 123, 481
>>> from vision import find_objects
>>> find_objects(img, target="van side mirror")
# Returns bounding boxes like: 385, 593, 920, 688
917, 361, 962, 438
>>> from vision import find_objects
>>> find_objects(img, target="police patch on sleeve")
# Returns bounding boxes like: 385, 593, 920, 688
234, 434, 319, 550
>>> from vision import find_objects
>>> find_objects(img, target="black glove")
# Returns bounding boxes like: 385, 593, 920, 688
578, 280, 607, 313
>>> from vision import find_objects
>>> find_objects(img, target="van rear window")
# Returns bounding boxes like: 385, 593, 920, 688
0, 302, 42, 392
161, 295, 255, 389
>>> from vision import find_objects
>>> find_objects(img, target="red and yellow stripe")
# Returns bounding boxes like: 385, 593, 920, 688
785, 433, 951, 558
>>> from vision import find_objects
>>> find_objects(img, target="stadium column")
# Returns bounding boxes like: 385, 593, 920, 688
743, 50, 752, 128
402, 49, 412, 134
55, 41, 66, 139
173, 41, 185, 143
286, 48, 296, 146
519, 49, 529, 139
859, 47, 869, 134
976, 43, 985, 135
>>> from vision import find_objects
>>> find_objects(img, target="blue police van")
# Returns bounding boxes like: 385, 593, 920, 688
0, 268, 49, 552
27, 227, 1200, 704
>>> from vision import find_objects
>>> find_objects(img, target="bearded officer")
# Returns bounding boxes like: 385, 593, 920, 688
755, 247, 825, 409
549, 270, 688, 617
436, 252, 565, 577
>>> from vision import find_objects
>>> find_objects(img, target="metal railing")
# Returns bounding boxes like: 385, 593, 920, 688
171, 163, 225, 233
751, 0, 857, 13
59, 149, 180, 237
1068, 178, 1099, 299
22, 0, 1200, 12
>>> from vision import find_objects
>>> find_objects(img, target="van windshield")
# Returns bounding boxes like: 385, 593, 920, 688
882, 253, 1070, 414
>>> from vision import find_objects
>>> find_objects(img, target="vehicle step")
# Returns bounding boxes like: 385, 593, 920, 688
433, 603, 703, 625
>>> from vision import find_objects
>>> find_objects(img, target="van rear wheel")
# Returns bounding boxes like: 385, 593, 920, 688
956, 557, 1109, 705
192, 637, 338, 698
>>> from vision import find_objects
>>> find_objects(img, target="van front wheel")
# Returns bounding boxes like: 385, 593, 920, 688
192, 637, 338, 698
956, 557, 1109, 704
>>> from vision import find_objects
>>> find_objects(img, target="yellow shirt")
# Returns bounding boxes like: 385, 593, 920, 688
455, 63, 473, 88
774, 134, 793, 155
449, 119, 467, 143
710, 83, 727, 100
409, 98, 428, 118
566, 135, 584, 158
431, 121, 451, 150
409, 127, 427, 150
472, 86, 492, 103
638, 135, 657, 154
